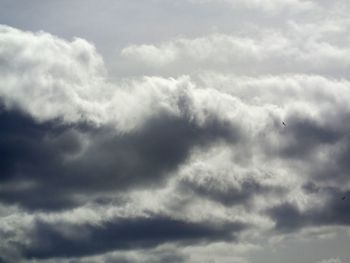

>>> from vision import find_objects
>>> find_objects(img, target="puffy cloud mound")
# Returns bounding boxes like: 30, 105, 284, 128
0, 25, 107, 124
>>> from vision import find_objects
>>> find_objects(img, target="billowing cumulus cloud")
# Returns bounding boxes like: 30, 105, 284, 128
0, 25, 107, 124
1, 0, 350, 262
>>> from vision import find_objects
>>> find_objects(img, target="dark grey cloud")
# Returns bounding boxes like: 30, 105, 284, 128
268, 188, 350, 232
69, 252, 187, 263
309, 136, 350, 185
263, 111, 350, 185
269, 114, 346, 160
0, 107, 239, 211
147, 253, 187, 263
174, 111, 350, 210
0, 108, 89, 210
179, 178, 284, 207
97, 253, 187, 263
22, 216, 245, 259
261, 109, 350, 234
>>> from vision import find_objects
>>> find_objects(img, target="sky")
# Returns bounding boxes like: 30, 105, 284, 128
0, 0, 350, 262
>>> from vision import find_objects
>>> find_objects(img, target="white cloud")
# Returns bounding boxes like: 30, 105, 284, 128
120, 17, 350, 77
0, 25, 107, 124
190, 0, 314, 12
317, 258, 343, 263
2, 24, 350, 132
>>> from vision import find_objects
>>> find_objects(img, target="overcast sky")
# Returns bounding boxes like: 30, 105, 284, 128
0, 1, 350, 262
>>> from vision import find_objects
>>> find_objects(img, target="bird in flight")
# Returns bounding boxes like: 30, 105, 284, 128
282, 121, 286, 126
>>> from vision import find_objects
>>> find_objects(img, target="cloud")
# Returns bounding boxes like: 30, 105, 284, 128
120, 19, 350, 77
176, 145, 287, 208
267, 187, 350, 232
0, 25, 107, 124
21, 216, 245, 259
0, 107, 238, 211
1, 19, 350, 262
1, 25, 261, 131
94, 251, 188, 263
317, 258, 343, 263
190, 0, 314, 12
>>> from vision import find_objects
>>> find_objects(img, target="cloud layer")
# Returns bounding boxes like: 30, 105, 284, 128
1, 1, 350, 262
